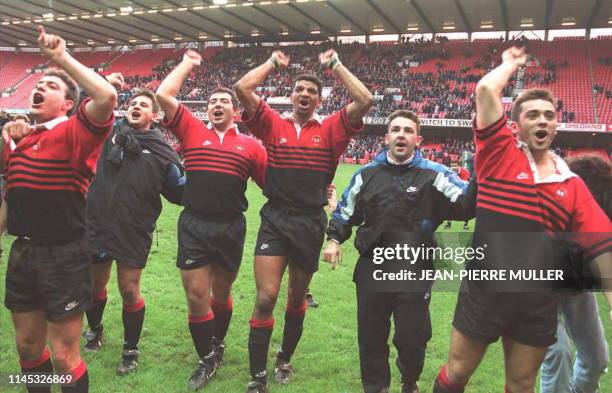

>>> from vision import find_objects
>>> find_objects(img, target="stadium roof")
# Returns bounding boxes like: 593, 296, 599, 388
0, 0, 609, 47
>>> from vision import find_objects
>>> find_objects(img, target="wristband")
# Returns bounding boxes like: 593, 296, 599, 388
268, 56, 280, 70
328, 57, 341, 71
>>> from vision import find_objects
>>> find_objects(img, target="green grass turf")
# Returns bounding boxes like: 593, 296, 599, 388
0, 163, 610, 392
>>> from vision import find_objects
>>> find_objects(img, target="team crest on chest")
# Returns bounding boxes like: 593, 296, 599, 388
32, 143, 41, 151
555, 187, 567, 200
312, 135, 321, 145
235, 145, 244, 151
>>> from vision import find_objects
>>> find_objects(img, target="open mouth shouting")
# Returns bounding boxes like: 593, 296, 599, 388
211, 109, 224, 121
130, 110, 142, 121
534, 129, 548, 142
298, 98, 310, 110
32, 92, 45, 108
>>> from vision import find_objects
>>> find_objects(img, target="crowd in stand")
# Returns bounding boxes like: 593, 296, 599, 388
107, 39, 610, 130
112, 40, 511, 120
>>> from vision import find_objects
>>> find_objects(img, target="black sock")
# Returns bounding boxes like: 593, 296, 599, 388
86, 289, 107, 331
280, 302, 307, 362
20, 348, 53, 393
188, 312, 216, 360
61, 360, 88, 393
248, 318, 274, 384
210, 297, 233, 341
122, 298, 145, 351
433, 365, 465, 393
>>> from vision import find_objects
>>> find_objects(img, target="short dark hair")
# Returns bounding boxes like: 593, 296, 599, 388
294, 74, 322, 95
131, 88, 160, 113
511, 88, 555, 122
210, 87, 238, 108
567, 155, 611, 212
387, 110, 421, 134
44, 69, 79, 112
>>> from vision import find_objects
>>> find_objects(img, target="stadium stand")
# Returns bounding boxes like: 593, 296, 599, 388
1, 39, 611, 125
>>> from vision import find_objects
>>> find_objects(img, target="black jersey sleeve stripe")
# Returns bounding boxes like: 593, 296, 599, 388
537, 191, 572, 221
473, 115, 506, 139
538, 203, 570, 231
160, 103, 185, 129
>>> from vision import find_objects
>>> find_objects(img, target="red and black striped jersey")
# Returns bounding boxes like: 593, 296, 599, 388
2, 98, 113, 242
162, 103, 266, 218
242, 100, 363, 208
474, 115, 611, 257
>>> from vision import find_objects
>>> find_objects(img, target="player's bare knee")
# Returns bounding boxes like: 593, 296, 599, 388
211, 286, 232, 303
185, 286, 210, 314
446, 359, 471, 385
255, 291, 277, 316
119, 283, 141, 305
15, 340, 46, 362
51, 350, 81, 373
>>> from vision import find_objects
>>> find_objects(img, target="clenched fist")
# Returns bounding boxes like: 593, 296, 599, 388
106, 73, 125, 91
269, 51, 290, 69
501, 46, 527, 68
182, 50, 202, 67
319, 49, 341, 71
2, 119, 33, 145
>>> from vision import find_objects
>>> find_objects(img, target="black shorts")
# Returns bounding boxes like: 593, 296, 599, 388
91, 251, 113, 264
176, 209, 246, 272
90, 251, 146, 269
4, 237, 91, 322
254, 202, 327, 273
452, 282, 558, 347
